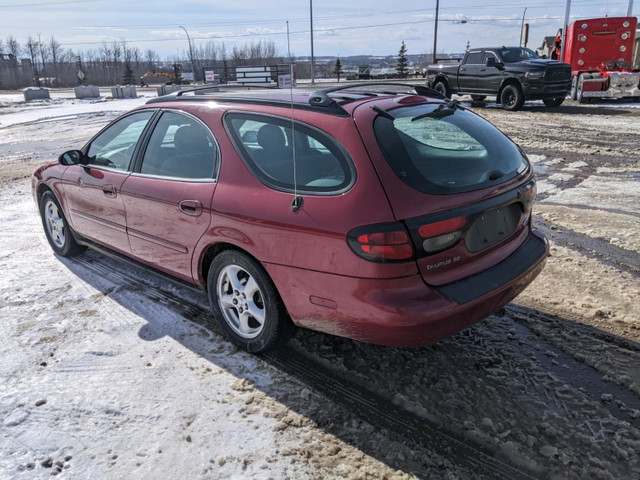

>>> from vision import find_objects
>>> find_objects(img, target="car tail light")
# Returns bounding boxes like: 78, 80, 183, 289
348, 223, 414, 262
417, 216, 467, 253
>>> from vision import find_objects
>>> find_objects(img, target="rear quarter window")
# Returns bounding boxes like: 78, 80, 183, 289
224, 113, 355, 195
373, 104, 528, 194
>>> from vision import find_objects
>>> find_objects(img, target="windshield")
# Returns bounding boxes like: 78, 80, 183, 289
499, 48, 540, 63
373, 104, 529, 194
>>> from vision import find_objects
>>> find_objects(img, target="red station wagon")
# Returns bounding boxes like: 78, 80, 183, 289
32, 83, 548, 353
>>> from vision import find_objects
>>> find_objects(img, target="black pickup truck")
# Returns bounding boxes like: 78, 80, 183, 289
426, 47, 572, 111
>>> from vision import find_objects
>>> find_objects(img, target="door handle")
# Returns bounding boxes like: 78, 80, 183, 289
179, 200, 203, 217
479, 68, 486, 72
102, 185, 117, 198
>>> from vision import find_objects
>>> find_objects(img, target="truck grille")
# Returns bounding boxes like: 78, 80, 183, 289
545, 66, 572, 82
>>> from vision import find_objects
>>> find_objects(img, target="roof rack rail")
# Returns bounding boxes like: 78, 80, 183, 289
308, 82, 445, 108
145, 85, 352, 117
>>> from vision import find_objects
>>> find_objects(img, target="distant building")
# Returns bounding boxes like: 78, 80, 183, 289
0, 54, 33, 89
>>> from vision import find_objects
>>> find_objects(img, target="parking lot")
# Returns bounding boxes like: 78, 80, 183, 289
1, 89, 639, 479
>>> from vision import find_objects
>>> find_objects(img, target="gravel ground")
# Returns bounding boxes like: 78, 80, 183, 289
1, 91, 639, 479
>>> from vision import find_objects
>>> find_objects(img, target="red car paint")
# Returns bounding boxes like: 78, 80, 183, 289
33, 86, 548, 347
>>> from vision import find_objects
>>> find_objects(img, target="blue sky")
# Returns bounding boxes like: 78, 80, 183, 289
0, 0, 636, 59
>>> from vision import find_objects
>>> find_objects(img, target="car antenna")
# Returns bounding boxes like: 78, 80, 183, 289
287, 21, 303, 212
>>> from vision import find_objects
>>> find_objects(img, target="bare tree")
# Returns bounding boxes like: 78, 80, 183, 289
25, 36, 40, 86
144, 48, 158, 72
49, 36, 61, 86
37, 34, 51, 85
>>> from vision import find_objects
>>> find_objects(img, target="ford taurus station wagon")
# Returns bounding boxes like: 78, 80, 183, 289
32, 83, 548, 353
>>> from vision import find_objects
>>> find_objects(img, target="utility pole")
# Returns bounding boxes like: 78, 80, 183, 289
180, 26, 197, 83
432, 0, 439, 64
310, 0, 315, 84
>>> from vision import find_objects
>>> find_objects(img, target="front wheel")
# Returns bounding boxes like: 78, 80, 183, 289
207, 250, 294, 353
543, 97, 565, 107
500, 84, 525, 111
39, 190, 85, 257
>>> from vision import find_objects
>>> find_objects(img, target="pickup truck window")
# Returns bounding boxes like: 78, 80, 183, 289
466, 52, 484, 64
373, 104, 528, 194
499, 47, 540, 63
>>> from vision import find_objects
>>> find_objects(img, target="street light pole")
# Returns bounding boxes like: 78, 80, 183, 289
310, 0, 315, 84
180, 26, 198, 83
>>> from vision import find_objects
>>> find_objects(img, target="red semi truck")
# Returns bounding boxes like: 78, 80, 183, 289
561, 16, 640, 102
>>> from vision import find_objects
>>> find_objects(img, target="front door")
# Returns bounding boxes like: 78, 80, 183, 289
62, 111, 155, 254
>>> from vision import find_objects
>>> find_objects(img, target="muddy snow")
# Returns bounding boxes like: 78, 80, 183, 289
1, 91, 639, 479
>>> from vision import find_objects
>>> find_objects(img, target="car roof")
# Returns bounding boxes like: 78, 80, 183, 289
145, 83, 446, 117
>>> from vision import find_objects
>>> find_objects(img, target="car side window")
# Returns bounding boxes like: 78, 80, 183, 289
225, 113, 354, 194
140, 111, 217, 180
86, 111, 154, 170
465, 52, 484, 64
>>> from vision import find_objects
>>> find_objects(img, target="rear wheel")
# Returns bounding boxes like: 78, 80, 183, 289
470, 95, 486, 101
500, 84, 525, 111
207, 250, 294, 353
432, 79, 451, 99
543, 97, 565, 107
39, 190, 85, 257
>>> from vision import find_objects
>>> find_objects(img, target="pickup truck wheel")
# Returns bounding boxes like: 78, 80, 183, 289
543, 97, 565, 107
500, 84, 524, 111
470, 95, 486, 102
432, 80, 451, 99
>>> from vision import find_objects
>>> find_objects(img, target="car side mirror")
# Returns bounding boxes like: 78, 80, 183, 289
486, 58, 503, 69
58, 150, 88, 166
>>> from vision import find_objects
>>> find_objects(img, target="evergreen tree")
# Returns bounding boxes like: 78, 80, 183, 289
123, 60, 135, 85
396, 41, 408, 79
333, 57, 343, 82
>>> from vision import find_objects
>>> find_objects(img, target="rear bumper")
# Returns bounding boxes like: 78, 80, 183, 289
265, 229, 549, 347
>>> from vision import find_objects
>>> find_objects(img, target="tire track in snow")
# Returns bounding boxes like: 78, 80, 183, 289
66, 250, 543, 479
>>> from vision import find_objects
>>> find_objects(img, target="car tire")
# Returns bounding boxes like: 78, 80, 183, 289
207, 250, 294, 353
500, 84, 525, 111
543, 97, 565, 107
432, 79, 451, 99
470, 95, 486, 101
39, 190, 85, 257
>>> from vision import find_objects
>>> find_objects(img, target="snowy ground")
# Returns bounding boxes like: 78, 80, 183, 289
1, 90, 639, 479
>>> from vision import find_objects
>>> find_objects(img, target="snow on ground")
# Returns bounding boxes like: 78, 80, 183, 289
1, 92, 640, 479
0, 183, 423, 479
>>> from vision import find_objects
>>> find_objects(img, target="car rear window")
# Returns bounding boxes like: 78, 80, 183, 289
373, 104, 528, 194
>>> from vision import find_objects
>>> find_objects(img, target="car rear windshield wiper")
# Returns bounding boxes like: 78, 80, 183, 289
411, 99, 465, 122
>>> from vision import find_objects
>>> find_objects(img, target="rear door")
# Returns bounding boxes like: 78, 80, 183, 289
61, 110, 155, 254
120, 110, 218, 283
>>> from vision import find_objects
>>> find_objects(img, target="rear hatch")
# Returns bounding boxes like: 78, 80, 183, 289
352, 96, 537, 286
